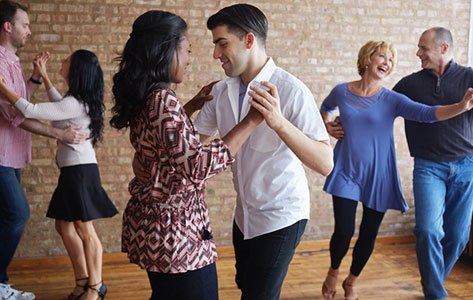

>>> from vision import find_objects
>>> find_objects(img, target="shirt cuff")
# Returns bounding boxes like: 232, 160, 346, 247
11, 108, 26, 127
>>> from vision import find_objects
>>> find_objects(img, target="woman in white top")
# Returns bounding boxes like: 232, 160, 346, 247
0, 49, 116, 300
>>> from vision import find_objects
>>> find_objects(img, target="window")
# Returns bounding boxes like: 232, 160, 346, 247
469, 0, 473, 66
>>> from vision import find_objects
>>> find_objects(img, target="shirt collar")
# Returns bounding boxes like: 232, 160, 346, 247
227, 57, 277, 87
249, 57, 276, 87
442, 59, 456, 75
0, 45, 20, 63
426, 59, 457, 78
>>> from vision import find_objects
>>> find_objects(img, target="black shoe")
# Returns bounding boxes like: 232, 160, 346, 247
87, 281, 107, 300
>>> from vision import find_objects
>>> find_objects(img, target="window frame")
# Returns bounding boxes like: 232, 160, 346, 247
469, 0, 473, 66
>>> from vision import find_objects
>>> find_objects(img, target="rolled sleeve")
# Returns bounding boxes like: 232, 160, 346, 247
0, 98, 25, 126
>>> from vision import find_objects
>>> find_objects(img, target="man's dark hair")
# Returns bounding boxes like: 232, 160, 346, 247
207, 3, 268, 47
0, 0, 28, 28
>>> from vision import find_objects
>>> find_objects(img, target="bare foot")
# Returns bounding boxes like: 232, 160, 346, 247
342, 278, 359, 300
321, 268, 338, 299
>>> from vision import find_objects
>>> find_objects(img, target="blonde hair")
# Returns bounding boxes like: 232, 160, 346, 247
357, 40, 397, 76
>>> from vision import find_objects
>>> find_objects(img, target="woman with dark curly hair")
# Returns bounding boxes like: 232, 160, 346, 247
110, 10, 263, 300
0, 49, 117, 300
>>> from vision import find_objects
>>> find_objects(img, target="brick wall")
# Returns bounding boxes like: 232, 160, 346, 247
13, 0, 471, 257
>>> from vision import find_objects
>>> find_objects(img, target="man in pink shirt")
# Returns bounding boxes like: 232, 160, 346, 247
0, 1, 84, 299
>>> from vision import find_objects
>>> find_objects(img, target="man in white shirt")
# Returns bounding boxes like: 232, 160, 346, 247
194, 4, 333, 299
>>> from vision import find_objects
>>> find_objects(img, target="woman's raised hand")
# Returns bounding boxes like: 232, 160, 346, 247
33, 52, 50, 80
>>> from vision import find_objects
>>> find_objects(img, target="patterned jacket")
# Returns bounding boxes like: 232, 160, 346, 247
122, 88, 234, 273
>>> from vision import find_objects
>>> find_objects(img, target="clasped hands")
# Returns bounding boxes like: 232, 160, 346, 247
247, 81, 284, 130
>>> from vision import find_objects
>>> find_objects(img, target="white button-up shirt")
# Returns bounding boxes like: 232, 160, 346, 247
194, 58, 329, 239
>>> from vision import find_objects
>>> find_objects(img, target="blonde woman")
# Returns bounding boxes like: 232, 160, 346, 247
319, 40, 473, 299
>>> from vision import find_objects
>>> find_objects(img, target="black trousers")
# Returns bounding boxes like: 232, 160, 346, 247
147, 262, 218, 300
233, 219, 307, 300
329, 196, 385, 276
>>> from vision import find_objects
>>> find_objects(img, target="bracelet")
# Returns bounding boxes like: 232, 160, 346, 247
29, 76, 42, 85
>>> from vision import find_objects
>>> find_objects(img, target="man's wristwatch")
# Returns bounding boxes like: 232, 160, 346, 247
29, 76, 42, 85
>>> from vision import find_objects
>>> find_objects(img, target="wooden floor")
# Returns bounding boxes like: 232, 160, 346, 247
8, 238, 473, 300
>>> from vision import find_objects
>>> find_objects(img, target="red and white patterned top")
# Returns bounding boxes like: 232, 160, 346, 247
122, 88, 234, 273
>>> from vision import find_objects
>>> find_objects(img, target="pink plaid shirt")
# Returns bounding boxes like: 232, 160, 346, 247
0, 46, 31, 168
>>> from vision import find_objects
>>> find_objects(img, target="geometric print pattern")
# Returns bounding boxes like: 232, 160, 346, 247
122, 88, 234, 273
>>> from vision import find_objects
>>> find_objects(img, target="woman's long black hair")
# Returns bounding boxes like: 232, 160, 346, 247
110, 10, 187, 130
67, 49, 104, 146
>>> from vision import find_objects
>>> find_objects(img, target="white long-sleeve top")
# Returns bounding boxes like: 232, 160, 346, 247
14, 87, 96, 167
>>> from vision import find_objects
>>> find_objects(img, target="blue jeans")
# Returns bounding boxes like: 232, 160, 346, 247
233, 219, 307, 300
0, 166, 30, 284
413, 156, 473, 300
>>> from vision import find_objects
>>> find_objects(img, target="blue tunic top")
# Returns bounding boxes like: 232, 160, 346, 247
320, 83, 438, 212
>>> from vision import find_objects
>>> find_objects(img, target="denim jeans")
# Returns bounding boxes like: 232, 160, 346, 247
233, 219, 307, 300
0, 166, 30, 284
413, 156, 473, 300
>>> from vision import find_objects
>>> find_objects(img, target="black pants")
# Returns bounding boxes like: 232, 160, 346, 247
329, 196, 385, 276
147, 263, 218, 300
233, 219, 307, 300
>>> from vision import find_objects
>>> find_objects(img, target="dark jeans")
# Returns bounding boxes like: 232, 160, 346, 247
233, 219, 307, 300
0, 166, 29, 283
329, 196, 385, 276
147, 262, 218, 300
